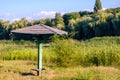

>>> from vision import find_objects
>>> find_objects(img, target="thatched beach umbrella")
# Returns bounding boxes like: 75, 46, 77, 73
11, 24, 67, 76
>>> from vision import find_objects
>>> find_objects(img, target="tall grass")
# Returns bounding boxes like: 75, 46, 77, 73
1, 37, 120, 67
0, 40, 55, 66
51, 37, 120, 67
0, 40, 37, 61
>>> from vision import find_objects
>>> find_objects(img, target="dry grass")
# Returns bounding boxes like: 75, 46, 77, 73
0, 60, 120, 80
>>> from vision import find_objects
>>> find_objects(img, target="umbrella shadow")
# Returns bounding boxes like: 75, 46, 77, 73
21, 72, 36, 76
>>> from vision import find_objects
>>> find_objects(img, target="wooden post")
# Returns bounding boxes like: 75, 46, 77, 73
38, 42, 42, 76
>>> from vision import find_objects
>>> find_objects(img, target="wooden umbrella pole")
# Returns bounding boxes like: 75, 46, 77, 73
38, 42, 42, 76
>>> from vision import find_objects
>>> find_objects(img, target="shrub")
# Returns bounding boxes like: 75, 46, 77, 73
52, 39, 79, 67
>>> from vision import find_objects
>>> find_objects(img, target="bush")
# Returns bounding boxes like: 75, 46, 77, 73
52, 39, 80, 67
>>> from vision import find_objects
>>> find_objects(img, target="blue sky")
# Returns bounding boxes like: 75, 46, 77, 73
0, 0, 119, 21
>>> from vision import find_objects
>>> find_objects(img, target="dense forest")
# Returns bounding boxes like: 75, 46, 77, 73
0, 0, 120, 40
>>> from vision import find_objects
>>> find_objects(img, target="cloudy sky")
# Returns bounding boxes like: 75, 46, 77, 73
0, 0, 119, 21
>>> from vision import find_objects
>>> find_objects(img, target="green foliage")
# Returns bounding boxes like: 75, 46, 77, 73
94, 0, 102, 12
0, 20, 10, 39
54, 13, 65, 29
63, 12, 80, 25
71, 10, 120, 39
11, 18, 28, 29
1, 37, 120, 67
112, 13, 120, 35
0, 24, 6, 39
52, 39, 78, 67
106, 7, 120, 14
79, 11, 93, 17
39, 18, 53, 26
0, 40, 36, 60
66, 19, 76, 32
50, 37, 120, 67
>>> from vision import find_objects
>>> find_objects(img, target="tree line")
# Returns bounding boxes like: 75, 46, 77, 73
0, 0, 120, 40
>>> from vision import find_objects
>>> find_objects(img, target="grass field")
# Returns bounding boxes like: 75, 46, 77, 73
0, 60, 120, 80
0, 37, 120, 80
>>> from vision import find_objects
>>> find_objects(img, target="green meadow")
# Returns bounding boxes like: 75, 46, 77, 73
0, 37, 120, 80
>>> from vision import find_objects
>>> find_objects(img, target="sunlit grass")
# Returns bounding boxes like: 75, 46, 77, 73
0, 60, 120, 80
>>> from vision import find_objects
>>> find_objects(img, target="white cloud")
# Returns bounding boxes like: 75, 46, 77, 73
34, 11, 56, 17
26, 16, 32, 20
12, 18, 20, 22
33, 11, 66, 19
83, 9, 93, 12
40, 11, 56, 16
61, 12, 66, 16
83, 8, 106, 12
103, 8, 106, 10
1, 11, 66, 22
12, 17, 33, 22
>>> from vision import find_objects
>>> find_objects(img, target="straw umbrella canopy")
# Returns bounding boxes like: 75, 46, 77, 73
11, 24, 67, 76
11, 24, 67, 35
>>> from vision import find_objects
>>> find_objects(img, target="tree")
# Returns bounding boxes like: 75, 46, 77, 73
54, 13, 64, 29
11, 20, 20, 29
3, 21, 11, 39
67, 19, 76, 32
94, 0, 102, 12
0, 23, 6, 39
19, 18, 28, 28
44, 18, 52, 26
63, 12, 80, 25
79, 11, 93, 17
112, 13, 120, 36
